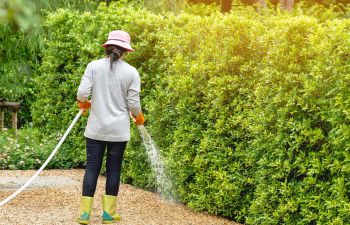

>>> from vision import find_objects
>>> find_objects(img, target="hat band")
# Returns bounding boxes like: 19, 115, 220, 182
108, 38, 129, 43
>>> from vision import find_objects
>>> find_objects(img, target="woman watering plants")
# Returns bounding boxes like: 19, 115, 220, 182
76, 30, 145, 224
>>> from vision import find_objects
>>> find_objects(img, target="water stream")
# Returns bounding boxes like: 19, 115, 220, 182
138, 125, 176, 201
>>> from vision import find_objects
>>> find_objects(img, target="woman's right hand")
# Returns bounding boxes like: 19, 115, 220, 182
77, 100, 91, 115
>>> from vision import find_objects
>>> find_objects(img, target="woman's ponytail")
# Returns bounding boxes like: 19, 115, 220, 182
106, 45, 127, 70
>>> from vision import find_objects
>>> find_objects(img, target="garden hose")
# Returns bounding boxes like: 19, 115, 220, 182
0, 109, 83, 207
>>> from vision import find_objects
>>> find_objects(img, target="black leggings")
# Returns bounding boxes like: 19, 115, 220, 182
82, 138, 126, 197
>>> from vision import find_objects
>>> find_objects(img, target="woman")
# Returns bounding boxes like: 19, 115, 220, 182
76, 30, 145, 224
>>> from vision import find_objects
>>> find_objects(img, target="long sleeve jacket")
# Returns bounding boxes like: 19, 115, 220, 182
77, 58, 142, 142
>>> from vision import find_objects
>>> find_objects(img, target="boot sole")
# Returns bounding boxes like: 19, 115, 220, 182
102, 218, 121, 224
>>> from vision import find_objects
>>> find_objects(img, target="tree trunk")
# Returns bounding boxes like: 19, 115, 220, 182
259, 0, 267, 8
221, 0, 232, 13
280, 0, 294, 11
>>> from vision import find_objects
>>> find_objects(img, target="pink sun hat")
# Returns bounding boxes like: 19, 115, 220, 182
102, 30, 134, 52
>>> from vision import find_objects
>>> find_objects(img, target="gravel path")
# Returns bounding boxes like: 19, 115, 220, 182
0, 170, 240, 225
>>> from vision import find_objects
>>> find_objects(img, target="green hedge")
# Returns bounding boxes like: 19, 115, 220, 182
28, 2, 350, 224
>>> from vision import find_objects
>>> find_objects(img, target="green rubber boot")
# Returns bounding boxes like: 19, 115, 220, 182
102, 195, 121, 224
78, 196, 93, 224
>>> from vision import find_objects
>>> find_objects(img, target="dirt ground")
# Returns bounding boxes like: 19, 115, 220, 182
0, 169, 240, 225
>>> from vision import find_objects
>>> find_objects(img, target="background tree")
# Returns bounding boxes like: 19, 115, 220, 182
0, 0, 39, 30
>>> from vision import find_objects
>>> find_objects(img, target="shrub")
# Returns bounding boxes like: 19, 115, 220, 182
146, 8, 350, 224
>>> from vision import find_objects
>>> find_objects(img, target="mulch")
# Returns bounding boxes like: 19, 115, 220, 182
0, 169, 240, 225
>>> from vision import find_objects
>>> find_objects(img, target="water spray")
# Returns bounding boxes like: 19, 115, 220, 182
138, 125, 176, 201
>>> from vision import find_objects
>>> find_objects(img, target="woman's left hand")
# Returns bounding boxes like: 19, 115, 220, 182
130, 112, 145, 126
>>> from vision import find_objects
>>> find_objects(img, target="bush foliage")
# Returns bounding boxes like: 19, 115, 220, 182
1, 2, 350, 224
0, 128, 73, 169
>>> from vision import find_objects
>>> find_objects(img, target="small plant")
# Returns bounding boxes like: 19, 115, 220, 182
0, 128, 53, 169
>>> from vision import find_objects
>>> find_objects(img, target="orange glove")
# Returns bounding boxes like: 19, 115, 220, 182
77, 100, 91, 115
131, 112, 145, 126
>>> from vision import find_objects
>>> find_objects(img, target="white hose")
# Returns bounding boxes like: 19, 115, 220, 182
0, 109, 83, 207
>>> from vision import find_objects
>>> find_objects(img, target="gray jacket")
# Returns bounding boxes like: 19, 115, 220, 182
77, 58, 141, 142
